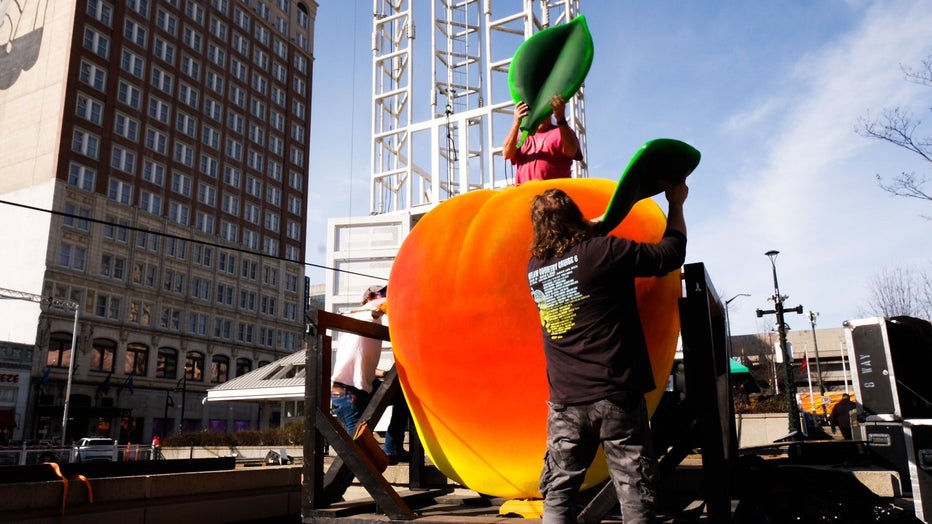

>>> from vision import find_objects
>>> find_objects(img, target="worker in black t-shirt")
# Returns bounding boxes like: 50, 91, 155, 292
527, 183, 687, 524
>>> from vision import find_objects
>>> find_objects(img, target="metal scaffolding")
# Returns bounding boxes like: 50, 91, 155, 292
369, 0, 587, 216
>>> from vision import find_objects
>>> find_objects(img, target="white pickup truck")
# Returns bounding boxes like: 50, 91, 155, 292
70, 437, 118, 462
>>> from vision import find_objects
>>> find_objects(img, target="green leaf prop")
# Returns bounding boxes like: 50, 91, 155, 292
597, 138, 701, 234
508, 15, 594, 147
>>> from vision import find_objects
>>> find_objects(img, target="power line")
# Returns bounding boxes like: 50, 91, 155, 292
0, 198, 386, 282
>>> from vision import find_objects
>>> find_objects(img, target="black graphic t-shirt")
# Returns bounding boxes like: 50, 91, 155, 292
527, 231, 686, 404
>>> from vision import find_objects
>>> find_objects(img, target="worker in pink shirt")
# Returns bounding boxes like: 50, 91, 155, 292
503, 94, 583, 185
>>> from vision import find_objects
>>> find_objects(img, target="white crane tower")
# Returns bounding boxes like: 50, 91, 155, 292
326, 0, 588, 310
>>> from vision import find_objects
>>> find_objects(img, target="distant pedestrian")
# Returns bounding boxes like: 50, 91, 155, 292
151, 434, 162, 460
830, 394, 857, 440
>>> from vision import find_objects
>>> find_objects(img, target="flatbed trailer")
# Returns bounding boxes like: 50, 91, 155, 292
300, 263, 923, 523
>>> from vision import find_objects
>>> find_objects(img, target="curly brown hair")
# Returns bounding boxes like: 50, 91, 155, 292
530, 189, 594, 259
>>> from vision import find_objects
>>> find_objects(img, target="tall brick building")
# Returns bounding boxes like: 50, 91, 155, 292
0, 0, 316, 443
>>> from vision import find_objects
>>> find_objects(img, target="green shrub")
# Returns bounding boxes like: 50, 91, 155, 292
163, 421, 305, 448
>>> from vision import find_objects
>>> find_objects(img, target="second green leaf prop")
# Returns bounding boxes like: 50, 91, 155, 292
508, 15, 594, 147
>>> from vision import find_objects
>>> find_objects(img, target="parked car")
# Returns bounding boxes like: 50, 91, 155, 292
71, 437, 118, 462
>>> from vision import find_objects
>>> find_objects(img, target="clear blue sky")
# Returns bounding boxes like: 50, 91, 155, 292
307, 1, 932, 335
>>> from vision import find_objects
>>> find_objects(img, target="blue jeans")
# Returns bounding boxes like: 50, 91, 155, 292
384, 398, 410, 456
540, 396, 658, 524
331, 387, 370, 437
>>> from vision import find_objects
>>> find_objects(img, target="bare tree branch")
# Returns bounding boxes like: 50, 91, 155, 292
902, 55, 932, 88
856, 53, 932, 218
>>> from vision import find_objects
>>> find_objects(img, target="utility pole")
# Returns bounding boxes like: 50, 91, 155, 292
755, 251, 805, 436
807, 310, 827, 420
0, 287, 80, 446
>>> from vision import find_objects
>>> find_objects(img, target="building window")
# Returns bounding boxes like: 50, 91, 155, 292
188, 312, 209, 335
230, 58, 247, 82
245, 176, 261, 198
288, 170, 303, 191
236, 323, 254, 343
117, 81, 142, 109
84, 27, 110, 60
214, 318, 232, 339
207, 43, 225, 67
156, 347, 178, 378
135, 232, 159, 253
221, 193, 240, 216
47, 332, 73, 368
90, 338, 116, 373
226, 111, 244, 134
181, 54, 201, 80
244, 202, 259, 225
199, 155, 218, 178
185, 352, 204, 381
205, 97, 222, 121
235, 358, 252, 377
197, 183, 217, 206
62, 203, 91, 231
154, 37, 176, 65
72, 129, 100, 159
100, 253, 126, 280
179, 83, 199, 108
128, 300, 152, 326
197, 211, 215, 235
220, 220, 238, 242
148, 96, 171, 124
139, 190, 163, 215
160, 306, 182, 331
145, 128, 169, 155
259, 327, 274, 347
121, 50, 145, 78
267, 186, 282, 207
168, 201, 190, 225
264, 211, 280, 233
108, 178, 133, 204
76, 93, 104, 125
209, 16, 228, 40
114, 113, 140, 141
155, 8, 178, 36
286, 220, 301, 241
242, 229, 259, 250
68, 163, 96, 191
202, 124, 220, 149
59, 242, 87, 271
125, 343, 149, 376
224, 167, 242, 189
211, 355, 229, 383
173, 141, 195, 167
182, 26, 202, 52
176, 112, 197, 137
95, 295, 122, 320
111, 147, 137, 174
151, 66, 173, 94
103, 215, 129, 242
166, 238, 188, 260
127, 0, 149, 17
123, 19, 148, 48
142, 159, 165, 186
79, 61, 107, 91
87, 0, 114, 26
262, 237, 278, 256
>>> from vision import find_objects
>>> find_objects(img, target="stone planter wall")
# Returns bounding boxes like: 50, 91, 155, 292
736, 413, 792, 448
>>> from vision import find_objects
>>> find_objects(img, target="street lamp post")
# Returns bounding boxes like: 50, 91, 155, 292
725, 293, 751, 361
755, 250, 805, 436
178, 373, 187, 436
807, 310, 827, 419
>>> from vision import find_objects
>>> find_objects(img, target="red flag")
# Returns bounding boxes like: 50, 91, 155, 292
800, 352, 809, 372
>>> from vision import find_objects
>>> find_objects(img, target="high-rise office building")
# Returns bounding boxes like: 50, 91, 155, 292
0, 0, 316, 443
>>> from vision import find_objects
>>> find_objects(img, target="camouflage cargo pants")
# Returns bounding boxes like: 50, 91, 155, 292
540, 395, 658, 524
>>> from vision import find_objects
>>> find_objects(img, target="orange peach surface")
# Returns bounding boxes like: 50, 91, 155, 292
387, 178, 682, 499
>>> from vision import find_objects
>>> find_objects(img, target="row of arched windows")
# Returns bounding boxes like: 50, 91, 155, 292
46, 332, 267, 384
